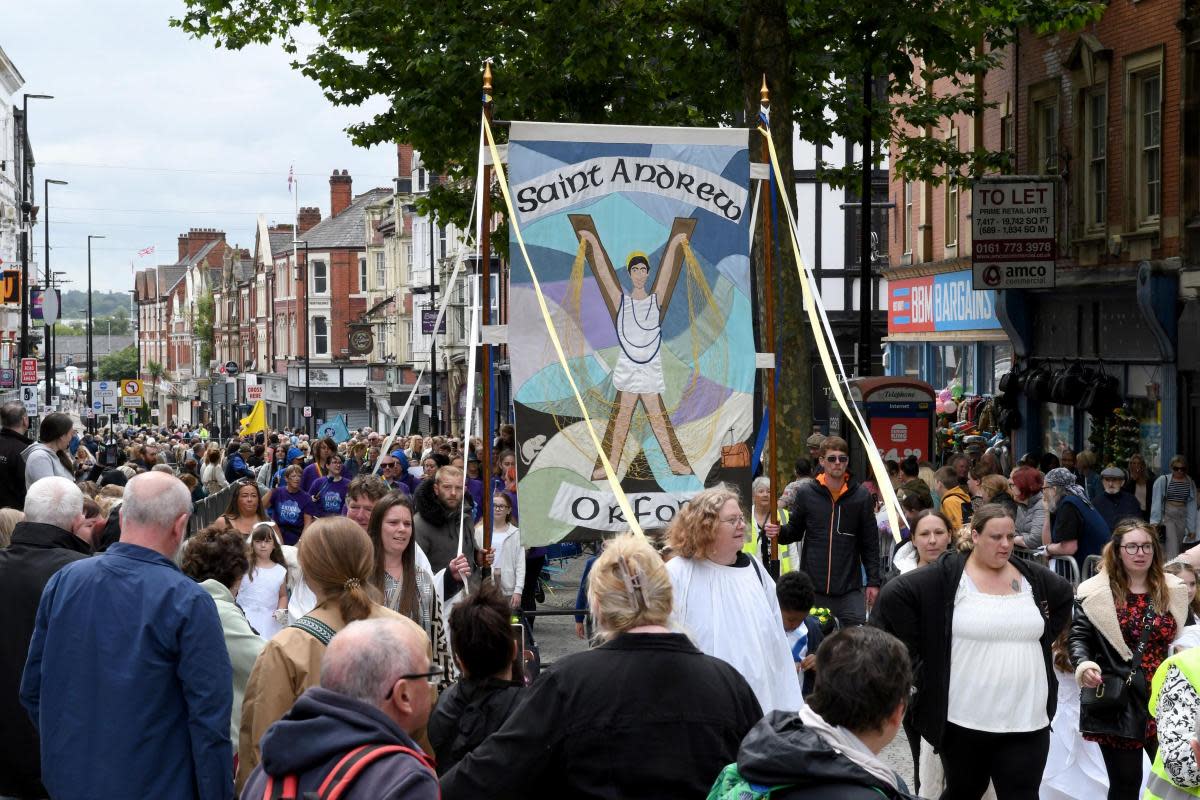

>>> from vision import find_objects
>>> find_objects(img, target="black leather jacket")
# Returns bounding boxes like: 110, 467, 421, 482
1069, 573, 1187, 742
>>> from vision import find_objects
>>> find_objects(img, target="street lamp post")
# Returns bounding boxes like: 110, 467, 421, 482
43, 178, 67, 409
87, 235, 105, 432
17, 94, 53, 361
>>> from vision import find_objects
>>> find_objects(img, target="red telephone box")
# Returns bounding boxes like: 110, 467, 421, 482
837, 377, 936, 480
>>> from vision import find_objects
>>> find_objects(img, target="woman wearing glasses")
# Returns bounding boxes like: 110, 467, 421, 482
474, 492, 524, 608
1070, 520, 1189, 799
1151, 456, 1197, 558
664, 485, 801, 713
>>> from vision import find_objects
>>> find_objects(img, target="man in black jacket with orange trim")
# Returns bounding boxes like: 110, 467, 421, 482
766, 436, 880, 626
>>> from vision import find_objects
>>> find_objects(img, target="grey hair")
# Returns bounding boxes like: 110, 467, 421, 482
25, 477, 84, 530
121, 473, 192, 532
151, 464, 175, 474
751, 476, 771, 493
0, 401, 26, 429
320, 619, 420, 705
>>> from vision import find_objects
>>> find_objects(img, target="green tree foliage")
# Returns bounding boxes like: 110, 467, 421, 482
171, 0, 1098, 479
195, 290, 215, 367
98, 345, 139, 381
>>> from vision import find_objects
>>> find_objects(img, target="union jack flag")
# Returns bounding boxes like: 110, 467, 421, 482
137, 245, 155, 257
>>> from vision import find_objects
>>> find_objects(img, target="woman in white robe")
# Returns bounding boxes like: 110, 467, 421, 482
665, 484, 803, 713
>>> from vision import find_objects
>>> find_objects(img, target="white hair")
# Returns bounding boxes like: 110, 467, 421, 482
752, 476, 771, 493
121, 473, 191, 532
25, 477, 84, 530
320, 619, 421, 705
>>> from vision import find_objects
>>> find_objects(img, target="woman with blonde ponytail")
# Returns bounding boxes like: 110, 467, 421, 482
441, 532, 763, 799
235, 517, 430, 790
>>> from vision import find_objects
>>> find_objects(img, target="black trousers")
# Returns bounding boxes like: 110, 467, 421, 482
1099, 741, 1156, 800
903, 714, 921, 794
938, 722, 1049, 800
814, 588, 866, 627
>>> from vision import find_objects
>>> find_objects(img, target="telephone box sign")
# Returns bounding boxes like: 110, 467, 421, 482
971, 176, 1056, 290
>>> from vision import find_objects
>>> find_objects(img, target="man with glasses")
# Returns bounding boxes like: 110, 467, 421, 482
240, 618, 439, 800
1094, 465, 1142, 533
766, 436, 881, 627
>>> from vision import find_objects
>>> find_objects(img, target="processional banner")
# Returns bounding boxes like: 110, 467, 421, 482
507, 122, 755, 544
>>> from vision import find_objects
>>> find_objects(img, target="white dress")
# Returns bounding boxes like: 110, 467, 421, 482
666, 554, 803, 713
239, 562, 287, 640
1040, 669, 1110, 800
611, 292, 666, 394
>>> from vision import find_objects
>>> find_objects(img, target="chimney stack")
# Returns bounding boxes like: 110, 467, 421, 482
396, 144, 414, 194
330, 169, 352, 217
297, 207, 322, 235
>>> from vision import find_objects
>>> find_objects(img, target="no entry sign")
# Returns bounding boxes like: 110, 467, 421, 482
971, 177, 1056, 290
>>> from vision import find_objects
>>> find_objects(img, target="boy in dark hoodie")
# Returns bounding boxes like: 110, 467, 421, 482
711, 627, 917, 800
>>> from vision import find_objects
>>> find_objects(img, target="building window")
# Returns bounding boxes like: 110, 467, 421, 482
1000, 113, 1015, 172
375, 251, 386, 286
313, 316, 328, 356
438, 225, 447, 260
1033, 98, 1058, 174
359, 257, 367, 292
902, 181, 913, 256
312, 260, 327, 294
1137, 70, 1162, 222
944, 127, 959, 247
1085, 88, 1107, 230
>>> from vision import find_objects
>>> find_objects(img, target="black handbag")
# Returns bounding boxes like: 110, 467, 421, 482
1025, 364, 1054, 402
1080, 602, 1156, 715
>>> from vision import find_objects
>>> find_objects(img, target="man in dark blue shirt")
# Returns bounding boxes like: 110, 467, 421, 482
21, 471, 234, 800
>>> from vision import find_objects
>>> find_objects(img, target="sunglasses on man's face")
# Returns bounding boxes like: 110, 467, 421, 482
825, 454, 849, 464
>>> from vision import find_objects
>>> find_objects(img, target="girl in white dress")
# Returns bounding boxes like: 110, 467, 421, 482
240, 524, 289, 640
1040, 631, 1111, 799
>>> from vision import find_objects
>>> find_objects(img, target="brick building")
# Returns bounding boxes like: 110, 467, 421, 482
886, 0, 1200, 470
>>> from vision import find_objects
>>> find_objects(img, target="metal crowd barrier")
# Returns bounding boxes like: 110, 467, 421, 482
188, 483, 238, 534
1012, 545, 1084, 587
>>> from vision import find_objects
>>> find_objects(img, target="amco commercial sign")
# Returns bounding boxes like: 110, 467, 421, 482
887, 269, 1001, 335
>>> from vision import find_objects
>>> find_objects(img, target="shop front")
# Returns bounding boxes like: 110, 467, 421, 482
997, 262, 1180, 473
885, 268, 1012, 401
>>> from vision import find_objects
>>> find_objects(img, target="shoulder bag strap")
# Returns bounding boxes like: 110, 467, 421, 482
316, 743, 438, 800
1125, 601, 1158, 684
289, 615, 337, 646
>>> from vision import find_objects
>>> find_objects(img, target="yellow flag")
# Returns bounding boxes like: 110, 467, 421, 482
239, 400, 266, 436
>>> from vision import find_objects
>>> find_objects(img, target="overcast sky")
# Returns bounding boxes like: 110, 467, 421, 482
7, 1, 395, 298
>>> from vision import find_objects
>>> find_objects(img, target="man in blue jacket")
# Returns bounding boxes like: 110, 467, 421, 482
1094, 466, 1144, 533
1043, 466, 1111, 573
241, 618, 439, 800
21, 471, 233, 800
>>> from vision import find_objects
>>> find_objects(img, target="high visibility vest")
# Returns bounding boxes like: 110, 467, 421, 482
1144, 648, 1200, 799
744, 509, 793, 574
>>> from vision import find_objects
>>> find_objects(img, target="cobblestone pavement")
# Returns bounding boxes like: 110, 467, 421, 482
528, 547, 916, 791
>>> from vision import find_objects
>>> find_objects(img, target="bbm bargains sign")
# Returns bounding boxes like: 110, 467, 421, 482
887, 269, 1002, 335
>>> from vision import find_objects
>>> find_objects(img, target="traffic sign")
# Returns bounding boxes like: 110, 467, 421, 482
246, 385, 264, 402
96, 380, 116, 398
85, 409, 95, 419
92, 400, 102, 411
225, 361, 240, 377
20, 386, 37, 417
20, 358, 37, 385
121, 379, 143, 397
121, 395, 143, 409
303, 406, 313, 418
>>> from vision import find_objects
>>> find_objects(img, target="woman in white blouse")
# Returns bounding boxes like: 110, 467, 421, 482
474, 491, 525, 608
872, 504, 1075, 799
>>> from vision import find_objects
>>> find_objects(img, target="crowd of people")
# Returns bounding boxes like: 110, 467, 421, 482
5, 399, 1200, 799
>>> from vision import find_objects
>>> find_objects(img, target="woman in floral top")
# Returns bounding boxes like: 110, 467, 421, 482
1070, 520, 1190, 799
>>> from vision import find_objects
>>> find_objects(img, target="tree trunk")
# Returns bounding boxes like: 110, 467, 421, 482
741, 0, 812, 488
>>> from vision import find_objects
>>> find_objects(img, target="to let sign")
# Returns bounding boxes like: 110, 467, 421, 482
971, 177, 1056, 290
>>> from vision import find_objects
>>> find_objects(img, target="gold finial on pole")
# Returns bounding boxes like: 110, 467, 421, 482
483, 61, 493, 93
760, 74, 770, 106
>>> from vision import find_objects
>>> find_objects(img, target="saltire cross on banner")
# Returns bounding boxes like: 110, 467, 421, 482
506, 122, 754, 545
